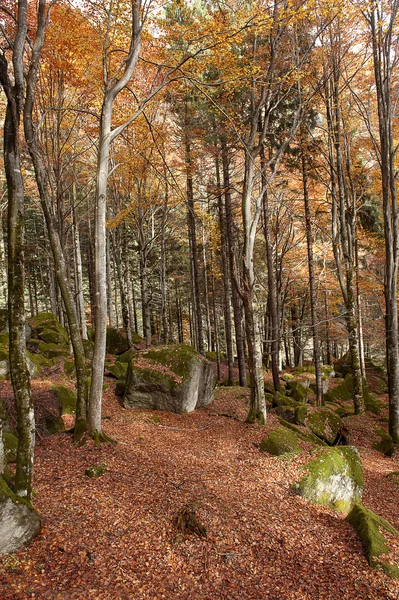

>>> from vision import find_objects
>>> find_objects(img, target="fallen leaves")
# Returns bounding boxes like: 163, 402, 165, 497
0, 379, 399, 599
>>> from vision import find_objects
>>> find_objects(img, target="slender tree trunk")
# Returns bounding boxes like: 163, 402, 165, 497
73, 201, 88, 340
185, 135, 204, 355
301, 148, 323, 405
221, 138, 246, 385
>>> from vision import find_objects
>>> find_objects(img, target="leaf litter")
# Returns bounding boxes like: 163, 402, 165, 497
0, 380, 399, 599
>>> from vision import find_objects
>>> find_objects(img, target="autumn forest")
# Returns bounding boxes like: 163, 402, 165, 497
1, 0, 399, 598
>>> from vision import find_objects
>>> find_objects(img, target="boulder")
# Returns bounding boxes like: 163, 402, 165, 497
287, 380, 309, 403
325, 374, 381, 414
307, 407, 342, 445
373, 428, 395, 457
3, 433, 17, 463
105, 328, 129, 355
0, 478, 41, 554
123, 344, 214, 413
260, 426, 301, 456
292, 446, 364, 513
346, 503, 399, 576
104, 360, 128, 380
29, 312, 68, 345
273, 392, 299, 409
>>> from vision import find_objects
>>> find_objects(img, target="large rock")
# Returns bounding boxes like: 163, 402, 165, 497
260, 426, 301, 456
292, 446, 364, 513
0, 478, 41, 554
123, 344, 215, 413
307, 407, 342, 445
29, 312, 68, 345
346, 504, 399, 576
325, 373, 381, 414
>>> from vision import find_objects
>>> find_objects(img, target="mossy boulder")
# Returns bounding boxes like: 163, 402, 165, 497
0, 332, 8, 345
0, 347, 47, 381
287, 380, 309, 403
104, 361, 127, 380
64, 359, 76, 376
273, 392, 299, 409
123, 344, 215, 413
51, 385, 77, 415
85, 464, 107, 478
105, 328, 129, 355
260, 426, 302, 456
3, 433, 17, 463
83, 340, 94, 359
278, 419, 328, 447
346, 504, 399, 575
373, 428, 395, 457
307, 408, 342, 445
36, 341, 69, 360
325, 374, 381, 414
115, 380, 126, 397
0, 477, 41, 553
29, 312, 68, 345
292, 446, 364, 513
295, 404, 309, 425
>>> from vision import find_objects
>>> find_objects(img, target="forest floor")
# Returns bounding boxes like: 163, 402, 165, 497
1, 370, 399, 599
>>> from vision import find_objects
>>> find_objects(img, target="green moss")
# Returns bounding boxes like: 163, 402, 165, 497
274, 405, 296, 423
83, 340, 94, 359
133, 366, 177, 389
346, 504, 399, 569
273, 392, 299, 409
282, 373, 295, 382
0, 345, 9, 361
139, 344, 199, 380
27, 351, 51, 368
293, 447, 364, 513
385, 471, 399, 484
0, 476, 33, 509
373, 428, 395, 457
3, 432, 18, 463
0, 332, 9, 345
278, 418, 328, 446
106, 328, 129, 355
37, 342, 69, 360
294, 364, 316, 374
260, 426, 301, 456
325, 374, 381, 414
51, 385, 77, 414
151, 415, 161, 424
29, 312, 68, 345
295, 404, 309, 425
85, 464, 107, 478
287, 381, 309, 403
64, 359, 76, 376
45, 416, 66, 434
118, 349, 135, 364
105, 361, 127, 380
307, 408, 342, 445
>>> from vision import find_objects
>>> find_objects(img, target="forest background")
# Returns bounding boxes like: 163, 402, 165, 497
0, 0, 398, 506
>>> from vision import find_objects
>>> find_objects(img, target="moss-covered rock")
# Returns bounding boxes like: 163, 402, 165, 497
325, 374, 381, 414
307, 408, 342, 445
45, 416, 66, 435
64, 359, 76, 376
281, 373, 295, 383
0, 332, 9, 345
260, 426, 302, 456
29, 312, 68, 345
295, 404, 309, 425
373, 428, 395, 457
51, 385, 77, 415
0, 477, 41, 553
346, 503, 399, 575
274, 405, 296, 423
293, 446, 363, 513
85, 464, 107, 478
104, 361, 127, 380
278, 419, 328, 447
105, 328, 129, 355
36, 341, 69, 360
287, 380, 309, 403
273, 392, 299, 409
118, 348, 135, 364
123, 344, 214, 413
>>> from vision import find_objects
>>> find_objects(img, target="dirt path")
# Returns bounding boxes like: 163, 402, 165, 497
1, 383, 399, 599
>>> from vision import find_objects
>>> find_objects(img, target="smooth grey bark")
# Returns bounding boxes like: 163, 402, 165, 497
89, 0, 142, 438
73, 201, 88, 340
106, 231, 115, 328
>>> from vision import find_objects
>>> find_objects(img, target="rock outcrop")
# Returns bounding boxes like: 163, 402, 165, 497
123, 345, 214, 413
